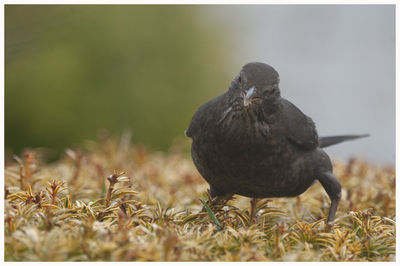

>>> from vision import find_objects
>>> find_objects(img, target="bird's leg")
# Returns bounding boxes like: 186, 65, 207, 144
317, 172, 342, 225
249, 198, 259, 224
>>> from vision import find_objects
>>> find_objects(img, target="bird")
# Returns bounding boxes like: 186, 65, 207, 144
185, 62, 368, 224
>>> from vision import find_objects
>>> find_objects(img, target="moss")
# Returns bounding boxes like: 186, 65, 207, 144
4, 136, 395, 261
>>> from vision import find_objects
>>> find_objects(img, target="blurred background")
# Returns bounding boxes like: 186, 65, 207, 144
5, 5, 395, 165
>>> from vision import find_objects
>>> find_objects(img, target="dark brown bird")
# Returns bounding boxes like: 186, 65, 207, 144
186, 62, 368, 224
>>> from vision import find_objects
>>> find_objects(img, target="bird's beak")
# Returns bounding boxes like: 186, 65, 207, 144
243, 86, 257, 106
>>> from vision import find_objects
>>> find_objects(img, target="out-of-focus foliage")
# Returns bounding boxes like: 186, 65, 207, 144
5, 5, 231, 155
4, 136, 395, 261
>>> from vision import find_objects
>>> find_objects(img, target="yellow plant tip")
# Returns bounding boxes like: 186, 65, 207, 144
13, 155, 23, 166
117, 176, 130, 182
65, 149, 77, 160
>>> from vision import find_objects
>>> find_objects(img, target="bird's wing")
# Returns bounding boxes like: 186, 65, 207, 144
280, 99, 319, 150
185, 94, 224, 138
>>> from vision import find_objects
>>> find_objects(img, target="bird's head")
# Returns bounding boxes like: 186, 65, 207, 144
229, 62, 281, 107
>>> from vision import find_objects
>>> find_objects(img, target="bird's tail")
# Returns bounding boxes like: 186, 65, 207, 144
319, 134, 369, 148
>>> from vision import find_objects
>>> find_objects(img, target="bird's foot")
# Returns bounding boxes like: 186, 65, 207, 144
202, 192, 233, 213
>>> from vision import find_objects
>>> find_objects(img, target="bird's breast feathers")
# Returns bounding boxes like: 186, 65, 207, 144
215, 106, 274, 143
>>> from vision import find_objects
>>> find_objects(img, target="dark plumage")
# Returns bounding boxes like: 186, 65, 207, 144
186, 62, 368, 224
